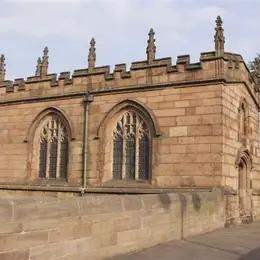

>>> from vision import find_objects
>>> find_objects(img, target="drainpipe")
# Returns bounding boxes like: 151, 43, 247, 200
82, 93, 93, 195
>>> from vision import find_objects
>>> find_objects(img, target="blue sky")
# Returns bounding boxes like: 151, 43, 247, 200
1, 0, 259, 80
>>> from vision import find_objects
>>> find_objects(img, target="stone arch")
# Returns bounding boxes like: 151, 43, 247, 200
235, 147, 252, 171
25, 107, 75, 182
95, 99, 161, 184
24, 106, 76, 143
95, 98, 162, 139
235, 147, 253, 218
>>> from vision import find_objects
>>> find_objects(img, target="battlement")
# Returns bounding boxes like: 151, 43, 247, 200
0, 16, 258, 102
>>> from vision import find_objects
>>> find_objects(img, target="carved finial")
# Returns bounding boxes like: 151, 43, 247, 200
35, 57, 41, 76
40, 46, 49, 78
0, 54, 6, 82
146, 28, 156, 64
214, 15, 225, 57
88, 37, 96, 72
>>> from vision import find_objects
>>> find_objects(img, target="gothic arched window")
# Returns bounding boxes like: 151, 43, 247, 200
38, 116, 68, 180
239, 103, 246, 135
112, 111, 150, 181
238, 100, 249, 147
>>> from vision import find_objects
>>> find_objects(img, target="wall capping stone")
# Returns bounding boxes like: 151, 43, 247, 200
0, 184, 212, 195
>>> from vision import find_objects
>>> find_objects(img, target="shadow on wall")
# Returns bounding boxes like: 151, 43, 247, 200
157, 192, 202, 240
192, 193, 202, 211
238, 246, 260, 260
157, 192, 202, 211
157, 193, 172, 210
157, 176, 202, 211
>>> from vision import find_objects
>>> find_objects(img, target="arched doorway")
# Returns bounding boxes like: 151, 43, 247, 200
236, 148, 253, 223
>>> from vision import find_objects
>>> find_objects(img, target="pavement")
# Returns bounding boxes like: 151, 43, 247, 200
112, 221, 260, 260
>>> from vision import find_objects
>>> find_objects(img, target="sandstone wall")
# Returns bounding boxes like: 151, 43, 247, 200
0, 82, 224, 189
252, 194, 260, 220
222, 83, 260, 189
0, 51, 258, 191
0, 98, 84, 186
89, 84, 223, 187
224, 193, 240, 226
0, 189, 225, 260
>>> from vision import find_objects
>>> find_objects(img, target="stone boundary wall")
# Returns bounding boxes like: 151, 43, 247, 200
252, 195, 260, 220
0, 188, 225, 260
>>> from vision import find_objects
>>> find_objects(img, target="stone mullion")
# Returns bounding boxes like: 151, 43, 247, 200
45, 120, 51, 178
112, 112, 149, 181
56, 121, 61, 179
122, 115, 126, 179
135, 119, 140, 180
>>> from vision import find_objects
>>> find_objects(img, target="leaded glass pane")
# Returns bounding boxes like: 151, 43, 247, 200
49, 139, 58, 178
125, 135, 136, 180
39, 140, 47, 178
113, 136, 123, 179
139, 135, 149, 180
38, 115, 69, 180
59, 139, 68, 179
112, 111, 150, 182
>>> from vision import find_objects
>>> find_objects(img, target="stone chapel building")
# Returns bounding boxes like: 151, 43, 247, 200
0, 16, 260, 221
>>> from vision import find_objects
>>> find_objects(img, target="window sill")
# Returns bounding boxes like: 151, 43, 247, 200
252, 189, 260, 196
0, 184, 81, 193
0, 183, 213, 194
102, 179, 153, 189
32, 178, 69, 187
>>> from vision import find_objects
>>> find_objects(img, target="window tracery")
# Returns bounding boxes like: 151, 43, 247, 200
112, 111, 150, 181
38, 116, 68, 179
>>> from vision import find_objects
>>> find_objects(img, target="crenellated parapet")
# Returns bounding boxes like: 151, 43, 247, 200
0, 52, 253, 92
0, 15, 258, 105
